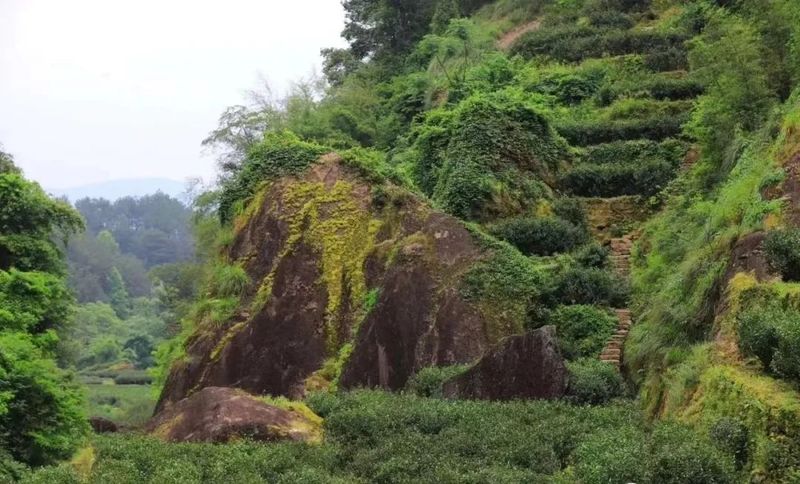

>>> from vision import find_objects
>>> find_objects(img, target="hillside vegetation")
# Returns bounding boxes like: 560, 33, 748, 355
5, 0, 800, 482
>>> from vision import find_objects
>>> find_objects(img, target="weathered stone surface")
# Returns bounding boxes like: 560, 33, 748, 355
157, 155, 517, 411
147, 387, 321, 444
88, 416, 118, 434
442, 326, 568, 401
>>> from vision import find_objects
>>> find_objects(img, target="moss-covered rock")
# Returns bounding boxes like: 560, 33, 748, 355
157, 153, 548, 410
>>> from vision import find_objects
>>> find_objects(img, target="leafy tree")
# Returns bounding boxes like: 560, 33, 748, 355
0, 152, 88, 467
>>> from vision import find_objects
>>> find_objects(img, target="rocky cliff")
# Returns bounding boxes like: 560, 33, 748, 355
156, 154, 544, 411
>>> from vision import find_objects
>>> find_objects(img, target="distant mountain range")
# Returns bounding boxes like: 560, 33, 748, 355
48, 177, 187, 202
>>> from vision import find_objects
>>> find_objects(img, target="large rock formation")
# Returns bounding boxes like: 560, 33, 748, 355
146, 387, 322, 444
156, 155, 539, 412
442, 326, 568, 401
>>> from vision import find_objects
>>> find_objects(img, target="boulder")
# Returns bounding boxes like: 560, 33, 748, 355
88, 416, 118, 434
146, 387, 322, 444
442, 326, 568, 401
156, 155, 536, 411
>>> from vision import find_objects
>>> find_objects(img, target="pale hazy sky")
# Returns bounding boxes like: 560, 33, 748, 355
0, 0, 346, 189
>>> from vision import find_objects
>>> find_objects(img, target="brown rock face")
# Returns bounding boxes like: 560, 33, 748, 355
156, 156, 522, 411
146, 387, 321, 444
88, 417, 118, 434
442, 326, 568, 401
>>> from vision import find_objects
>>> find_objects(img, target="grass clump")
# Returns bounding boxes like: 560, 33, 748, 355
404, 365, 468, 398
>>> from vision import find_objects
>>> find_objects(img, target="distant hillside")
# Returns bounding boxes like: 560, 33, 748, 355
49, 177, 186, 202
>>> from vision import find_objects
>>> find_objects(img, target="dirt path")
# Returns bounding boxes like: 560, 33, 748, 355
497, 19, 541, 50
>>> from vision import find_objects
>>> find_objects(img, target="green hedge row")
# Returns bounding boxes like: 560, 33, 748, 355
598, 77, 704, 105
578, 138, 689, 165
559, 159, 677, 197
511, 27, 688, 63
556, 114, 688, 146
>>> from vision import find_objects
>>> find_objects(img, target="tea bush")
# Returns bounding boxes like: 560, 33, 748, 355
559, 159, 676, 197
550, 305, 617, 359
487, 216, 588, 256
556, 114, 688, 145
566, 358, 625, 404
764, 228, 800, 281
552, 266, 629, 307
405, 365, 467, 398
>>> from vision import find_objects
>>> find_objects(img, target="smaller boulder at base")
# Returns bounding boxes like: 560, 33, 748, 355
442, 326, 568, 401
146, 387, 322, 444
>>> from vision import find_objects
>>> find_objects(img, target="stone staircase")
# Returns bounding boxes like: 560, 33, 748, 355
599, 309, 632, 368
599, 235, 635, 368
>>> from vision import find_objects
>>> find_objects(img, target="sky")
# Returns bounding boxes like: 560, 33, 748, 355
0, 0, 347, 190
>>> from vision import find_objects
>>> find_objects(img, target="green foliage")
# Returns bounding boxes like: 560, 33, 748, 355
207, 263, 249, 298
218, 131, 329, 223
686, 8, 774, 175
0, 332, 88, 466
709, 417, 750, 470
410, 90, 568, 220
566, 358, 625, 404
550, 305, 617, 358
577, 138, 688, 165
764, 228, 800, 281
736, 304, 782, 370
560, 158, 676, 197
574, 243, 609, 269
552, 266, 629, 307
487, 216, 588, 256
404, 365, 467, 397
511, 25, 688, 63
648, 423, 736, 483
555, 113, 688, 146
108, 268, 130, 319
461, 233, 549, 336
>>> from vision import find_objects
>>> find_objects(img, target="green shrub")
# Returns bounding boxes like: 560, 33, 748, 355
598, 77, 704, 105
559, 159, 676, 197
550, 305, 617, 358
736, 306, 781, 370
218, 132, 329, 223
405, 366, 468, 398
112, 370, 153, 385
553, 197, 589, 229
487, 217, 588, 256
553, 266, 629, 307
578, 138, 688, 165
556, 114, 688, 146
644, 47, 689, 72
709, 417, 750, 470
566, 358, 625, 404
413, 91, 569, 221
574, 243, 609, 269
526, 70, 604, 104
0, 332, 88, 466
764, 228, 800, 281
511, 27, 688, 63
772, 317, 800, 381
